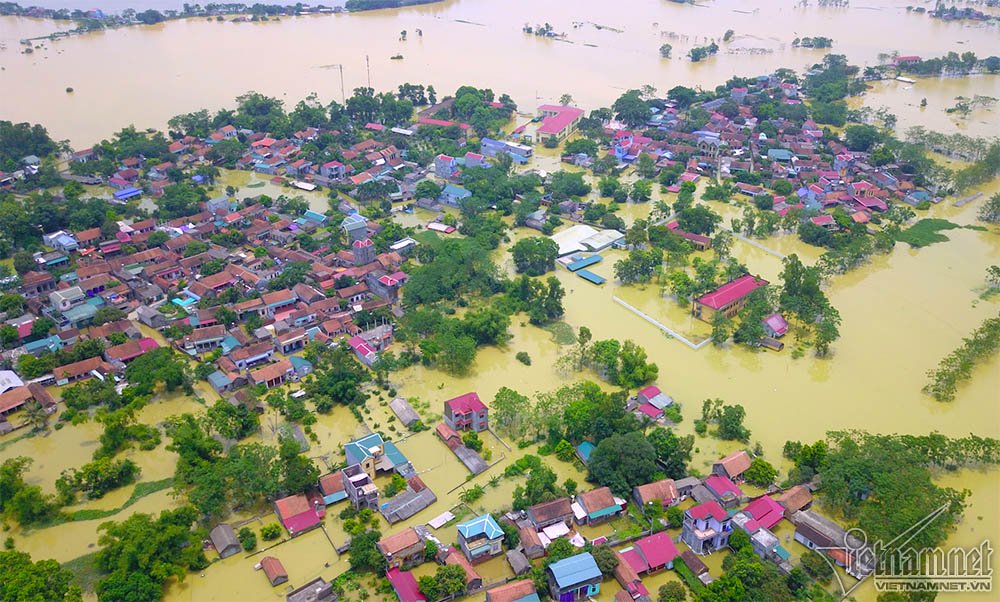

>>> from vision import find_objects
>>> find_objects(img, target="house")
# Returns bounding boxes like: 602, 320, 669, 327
380, 477, 437, 524
182, 324, 227, 354
575, 441, 595, 465
274, 493, 323, 536
386, 568, 427, 602
443, 392, 488, 432
486, 580, 540, 602
135, 305, 168, 329
104, 338, 158, 365
457, 514, 504, 563
527, 498, 574, 529
791, 510, 874, 578
319, 471, 347, 505
209, 524, 241, 559
506, 549, 532, 576
680, 550, 710, 584
612, 550, 648, 601
633, 478, 679, 510
741, 495, 786, 531
619, 531, 679, 574
635, 385, 673, 409
681, 501, 732, 555
250, 359, 294, 389
0, 384, 55, 417
536, 105, 585, 142
286, 577, 337, 602
546, 553, 602, 601
348, 336, 379, 367
260, 556, 288, 587
692, 274, 768, 322
53, 357, 112, 386
344, 432, 410, 475
704, 474, 743, 508
444, 547, 483, 590
574, 487, 624, 525
389, 398, 420, 427
434, 154, 459, 179
712, 450, 751, 482
439, 183, 472, 207
762, 313, 789, 338
377, 527, 425, 570
50, 286, 85, 312
777, 485, 813, 517
518, 525, 545, 559
342, 464, 379, 510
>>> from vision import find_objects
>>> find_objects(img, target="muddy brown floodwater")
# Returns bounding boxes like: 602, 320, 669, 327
1, 0, 999, 600
2, 0, 1000, 145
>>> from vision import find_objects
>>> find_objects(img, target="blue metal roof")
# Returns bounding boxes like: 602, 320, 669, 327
207, 371, 231, 390
548, 553, 601, 588
344, 433, 409, 469
457, 514, 503, 540
114, 187, 142, 200
576, 270, 606, 285
441, 184, 471, 198
566, 255, 602, 272
575, 441, 595, 462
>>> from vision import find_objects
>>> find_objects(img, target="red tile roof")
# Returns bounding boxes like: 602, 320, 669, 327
537, 105, 584, 135
445, 392, 486, 414
386, 568, 427, 602
695, 274, 768, 310
689, 500, 727, 522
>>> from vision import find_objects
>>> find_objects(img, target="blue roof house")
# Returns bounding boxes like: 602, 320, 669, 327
575, 441, 595, 465
344, 433, 411, 477
546, 553, 601, 601
439, 184, 472, 208
457, 515, 504, 563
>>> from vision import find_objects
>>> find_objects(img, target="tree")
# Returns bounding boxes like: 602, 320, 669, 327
588, 432, 659, 496
12, 251, 35, 275
96, 570, 161, 602
800, 549, 834, 584
658, 582, 687, 602
668, 86, 698, 109
418, 564, 467, 601
278, 436, 319, 494
743, 457, 777, 486
659, 44, 673, 58
612, 90, 650, 128
347, 529, 385, 573
717, 404, 750, 442
95, 506, 208, 601
844, 124, 881, 152
30, 317, 54, 338
510, 237, 559, 276
0, 550, 82, 602
414, 180, 442, 200
591, 545, 619, 576
979, 192, 1000, 224
677, 206, 722, 235
647, 428, 693, 479
238, 527, 257, 551
493, 387, 531, 439
93, 306, 126, 326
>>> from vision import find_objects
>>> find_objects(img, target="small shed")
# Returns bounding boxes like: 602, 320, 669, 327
506, 549, 532, 575
209, 524, 241, 559
389, 397, 421, 427
260, 556, 288, 586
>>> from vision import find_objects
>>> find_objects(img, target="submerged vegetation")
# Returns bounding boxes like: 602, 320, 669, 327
924, 314, 1000, 401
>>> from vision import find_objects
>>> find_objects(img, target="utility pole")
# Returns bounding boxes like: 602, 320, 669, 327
366, 55, 371, 89
338, 64, 345, 104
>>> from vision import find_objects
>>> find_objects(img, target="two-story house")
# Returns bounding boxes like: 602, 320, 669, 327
681, 500, 732, 555
457, 515, 504, 563
443, 392, 489, 432
342, 464, 379, 510
377, 527, 425, 570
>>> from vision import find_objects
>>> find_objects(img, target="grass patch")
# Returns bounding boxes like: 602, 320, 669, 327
62, 552, 102, 594
894, 218, 963, 247
542, 320, 577, 345
61, 478, 174, 524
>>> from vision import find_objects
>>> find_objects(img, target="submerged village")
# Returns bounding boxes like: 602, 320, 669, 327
1, 41, 1000, 602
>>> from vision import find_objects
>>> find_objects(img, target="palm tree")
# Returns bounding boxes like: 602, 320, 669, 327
24, 401, 49, 433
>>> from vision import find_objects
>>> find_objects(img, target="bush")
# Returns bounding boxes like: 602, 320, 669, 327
260, 523, 282, 541
515, 351, 531, 366
238, 527, 257, 551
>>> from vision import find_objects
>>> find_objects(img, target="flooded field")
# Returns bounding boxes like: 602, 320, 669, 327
2, 0, 1000, 146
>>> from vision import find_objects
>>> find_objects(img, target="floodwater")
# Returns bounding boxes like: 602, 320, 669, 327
3, 0, 1000, 146
2, 0, 1000, 600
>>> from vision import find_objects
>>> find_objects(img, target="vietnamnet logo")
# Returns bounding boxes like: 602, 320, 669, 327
813, 503, 993, 599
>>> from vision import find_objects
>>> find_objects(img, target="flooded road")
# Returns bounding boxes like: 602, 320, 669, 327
2, 0, 1000, 146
